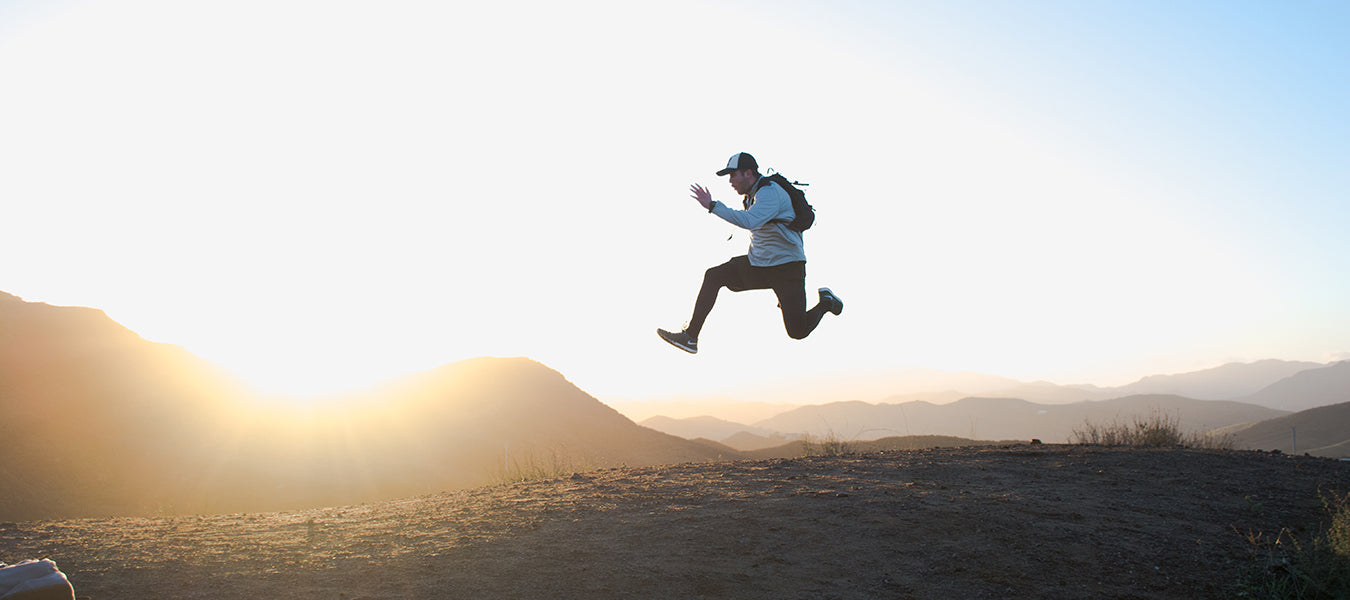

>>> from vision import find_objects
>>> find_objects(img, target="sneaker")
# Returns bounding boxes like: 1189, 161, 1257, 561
818, 288, 844, 316
656, 328, 698, 354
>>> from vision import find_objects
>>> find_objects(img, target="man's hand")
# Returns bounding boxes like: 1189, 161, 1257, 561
690, 183, 714, 211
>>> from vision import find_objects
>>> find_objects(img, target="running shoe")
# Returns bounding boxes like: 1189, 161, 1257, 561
818, 288, 844, 316
656, 328, 698, 354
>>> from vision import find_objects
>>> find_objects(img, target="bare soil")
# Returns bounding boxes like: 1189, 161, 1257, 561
3, 444, 1348, 599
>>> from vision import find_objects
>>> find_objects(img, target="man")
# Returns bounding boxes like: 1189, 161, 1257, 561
657, 152, 843, 354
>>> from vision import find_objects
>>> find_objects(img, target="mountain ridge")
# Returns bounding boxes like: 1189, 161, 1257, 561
4, 291, 1346, 519
0, 293, 724, 520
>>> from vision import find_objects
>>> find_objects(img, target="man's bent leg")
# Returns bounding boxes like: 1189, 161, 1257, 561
771, 262, 827, 340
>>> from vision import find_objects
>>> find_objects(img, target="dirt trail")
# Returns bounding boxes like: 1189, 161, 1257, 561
3, 445, 1347, 599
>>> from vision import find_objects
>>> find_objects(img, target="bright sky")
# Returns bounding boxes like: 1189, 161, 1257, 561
2, 0, 1347, 403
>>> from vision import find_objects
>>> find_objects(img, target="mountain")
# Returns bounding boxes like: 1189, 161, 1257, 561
753, 395, 1287, 443
0, 291, 254, 519
625, 360, 1330, 423
1112, 359, 1323, 400
0, 293, 721, 520
639, 415, 779, 442
614, 368, 1030, 420
720, 430, 798, 451
876, 390, 969, 405
1238, 361, 1350, 412
736, 366, 1025, 406
980, 382, 1112, 405
363, 357, 723, 475
1227, 401, 1350, 457
608, 396, 798, 423
638, 416, 797, 451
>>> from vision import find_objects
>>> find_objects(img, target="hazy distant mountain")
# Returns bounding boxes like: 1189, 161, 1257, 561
753, 395, 1287, 443
0, 292, 721, 520
610, 397, 797, 424
734, 366, 1024, 406
638, 416, 797, 451
626, 360, 1329, 421
1112, 359, 1322, 400
876, 390, 969, 405
617, 368, 1029, 418
1237, 361, 1350, 412
1227, 401, 1350, 458
639, 415, 778, 442
980, 382, 1112, 405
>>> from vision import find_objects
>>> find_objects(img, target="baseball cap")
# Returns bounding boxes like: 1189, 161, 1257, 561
716, 152, 758, 176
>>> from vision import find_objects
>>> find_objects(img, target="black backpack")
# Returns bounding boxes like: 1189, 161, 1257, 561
752, 172, 815, 232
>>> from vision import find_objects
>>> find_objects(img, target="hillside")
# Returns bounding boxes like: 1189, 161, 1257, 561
0, 293, 721, 520
0, 292, 253, 519
1229, 400, 1350, 457
1239, 361, 1350, 412
751, 394, 1286, 442
2, 446, 1346, 599
1114, 358, 1323, 400
621, 359, 1332, 419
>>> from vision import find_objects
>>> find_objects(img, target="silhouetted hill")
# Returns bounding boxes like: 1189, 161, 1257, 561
754, 395, 1286, 443
1238, 361, 1350, 412
0, 292, 252, 519
0, 293, 722, 520
362, 357, 725, 476
1228, 401, 1350, 458
1114, 359, 1322, 400
178, 357, 727, 515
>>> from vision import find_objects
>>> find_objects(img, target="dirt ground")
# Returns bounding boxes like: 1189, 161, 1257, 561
3, 444, 1348, 599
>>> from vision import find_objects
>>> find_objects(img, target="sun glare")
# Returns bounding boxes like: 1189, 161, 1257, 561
2, 0, 1346, 403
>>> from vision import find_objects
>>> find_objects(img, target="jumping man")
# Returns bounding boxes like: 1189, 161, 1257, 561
658, 152, 843, 354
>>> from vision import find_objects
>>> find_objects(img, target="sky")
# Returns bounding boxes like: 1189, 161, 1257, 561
2, 0, 1347, 403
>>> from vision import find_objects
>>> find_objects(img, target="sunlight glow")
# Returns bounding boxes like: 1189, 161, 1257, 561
2, 0, 1346, 399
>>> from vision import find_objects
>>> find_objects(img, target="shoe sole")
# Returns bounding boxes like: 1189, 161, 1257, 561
818, 287, 844, 316
656, 329, 698, 354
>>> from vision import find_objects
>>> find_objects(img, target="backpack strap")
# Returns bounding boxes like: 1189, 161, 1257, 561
751, 174, 793, 222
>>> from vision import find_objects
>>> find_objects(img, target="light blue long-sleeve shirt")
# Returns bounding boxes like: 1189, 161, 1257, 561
709, 178, 806, 267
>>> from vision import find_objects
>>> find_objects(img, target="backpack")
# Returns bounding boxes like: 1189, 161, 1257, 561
754, 172, 815, 232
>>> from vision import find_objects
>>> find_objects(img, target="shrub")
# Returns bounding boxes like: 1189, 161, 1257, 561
1240, 492, 1350, 599
801, 430, 852, 457
1069, 410, 1234, 449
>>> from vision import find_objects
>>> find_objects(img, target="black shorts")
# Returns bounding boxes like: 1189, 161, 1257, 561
716, 255, 806, 292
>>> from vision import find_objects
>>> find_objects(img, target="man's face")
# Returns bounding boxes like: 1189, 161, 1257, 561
727, 169, 754, 195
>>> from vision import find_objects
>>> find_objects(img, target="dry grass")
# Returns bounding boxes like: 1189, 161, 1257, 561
1070, 410, 1236, 449
492, 446, 591, 484
800, 430, 852, 457
1240, 492, 1350, 598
